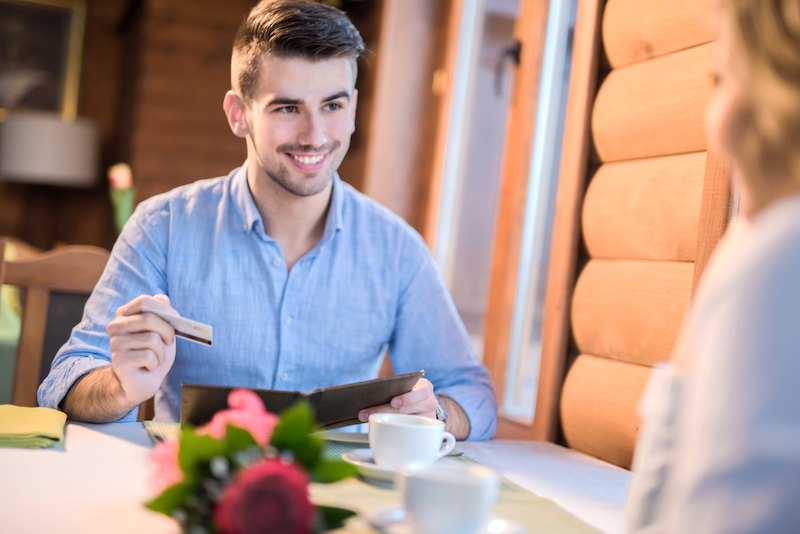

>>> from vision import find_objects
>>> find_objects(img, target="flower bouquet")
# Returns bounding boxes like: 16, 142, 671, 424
146, 389, 358, 534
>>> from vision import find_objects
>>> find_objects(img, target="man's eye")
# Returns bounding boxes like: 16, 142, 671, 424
326, 102, 342, 111
277, 106, 297, 113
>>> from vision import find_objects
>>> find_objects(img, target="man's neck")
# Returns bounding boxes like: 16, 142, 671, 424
247, 163, 333, 271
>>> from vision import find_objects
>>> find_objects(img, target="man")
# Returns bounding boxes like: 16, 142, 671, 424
38, 0, 496, 441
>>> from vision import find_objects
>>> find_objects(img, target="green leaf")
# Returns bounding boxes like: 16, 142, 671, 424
310, 459, 358, 483
270, 401, 324, 468
226, 424, 258, 452
272, 401, 316, 441
178, 428, 227, 482
145, 481, 194, 516
316, 506, 357, 531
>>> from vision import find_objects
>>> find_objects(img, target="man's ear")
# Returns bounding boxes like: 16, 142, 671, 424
223, 91, 249, 138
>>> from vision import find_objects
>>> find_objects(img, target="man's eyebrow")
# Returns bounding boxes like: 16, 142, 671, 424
265, 92, 350, 108
266, 97, 303, 107
322, 91, 350, 102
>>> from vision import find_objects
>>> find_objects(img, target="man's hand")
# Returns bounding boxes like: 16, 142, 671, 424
62, 294, 177, 423
357, 378, 471, 440
107, 294, 178, 405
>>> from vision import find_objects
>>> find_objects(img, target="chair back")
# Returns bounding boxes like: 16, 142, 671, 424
0, 238, 6, 286
4, 245, 109, 406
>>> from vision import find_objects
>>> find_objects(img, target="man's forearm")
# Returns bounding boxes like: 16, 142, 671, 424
441, 395, 470, 440
61, 366, 138, 423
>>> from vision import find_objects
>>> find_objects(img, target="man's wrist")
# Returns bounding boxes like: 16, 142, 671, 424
109, 367, 142, 408
439, 395, 470, 440
63, 366, 139, 423
434, 394, 449, 424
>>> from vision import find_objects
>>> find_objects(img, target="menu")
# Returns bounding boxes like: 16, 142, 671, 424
180, 370, 425, 429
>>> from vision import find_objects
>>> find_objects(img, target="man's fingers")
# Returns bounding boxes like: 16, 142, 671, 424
358, 403, 392, 422
115, 294, 176, 318
108, 313, 175, 346
112, 346, 161, 373
110, 333, 167, 367
391, 379, 434, 408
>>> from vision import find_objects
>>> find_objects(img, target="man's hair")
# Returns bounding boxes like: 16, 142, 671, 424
232, 0, 365, 103
727, 0, 800, 181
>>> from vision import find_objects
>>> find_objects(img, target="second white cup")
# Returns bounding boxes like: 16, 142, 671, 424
398, 463, 501, 534
368, 413, 456, 470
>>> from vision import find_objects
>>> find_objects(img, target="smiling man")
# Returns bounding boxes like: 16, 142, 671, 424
37, 0, 497, 441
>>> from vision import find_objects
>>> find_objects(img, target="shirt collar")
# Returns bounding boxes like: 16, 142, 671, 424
231, 160, 345, 244
231, 162, 262, 234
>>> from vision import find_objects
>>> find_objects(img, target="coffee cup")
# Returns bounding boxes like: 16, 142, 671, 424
368, 413, 456, 470
397, 463, 501, 534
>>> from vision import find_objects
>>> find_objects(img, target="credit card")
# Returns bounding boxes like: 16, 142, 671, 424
141, 305, 213, 346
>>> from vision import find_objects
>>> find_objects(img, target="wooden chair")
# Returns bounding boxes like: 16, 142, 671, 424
4, 244, 110, 407
0, 238, 7, 287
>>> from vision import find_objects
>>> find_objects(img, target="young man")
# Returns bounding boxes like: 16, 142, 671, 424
38, 0, 496, 441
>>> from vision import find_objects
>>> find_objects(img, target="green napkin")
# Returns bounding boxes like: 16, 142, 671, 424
0, 405, 67, 448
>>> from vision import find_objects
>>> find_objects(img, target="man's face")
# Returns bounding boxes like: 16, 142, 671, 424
242, 55, 357, 197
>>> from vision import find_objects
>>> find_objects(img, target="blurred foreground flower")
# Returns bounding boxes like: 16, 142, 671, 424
146, 389, 357, 533
199, 389, 278, 446
108, 163, 135, 234
214, 458, 313, 534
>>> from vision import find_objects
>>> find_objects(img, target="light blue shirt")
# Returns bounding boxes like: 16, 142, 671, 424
38, 163, 497, 440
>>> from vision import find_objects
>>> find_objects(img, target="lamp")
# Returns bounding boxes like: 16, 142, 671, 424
0, 112, 99, 188
0, 111, 101, 248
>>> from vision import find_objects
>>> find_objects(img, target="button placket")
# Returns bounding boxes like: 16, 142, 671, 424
276, 259, 309, 390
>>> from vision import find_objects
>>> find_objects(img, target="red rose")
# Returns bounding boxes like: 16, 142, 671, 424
214, 458, 314, 534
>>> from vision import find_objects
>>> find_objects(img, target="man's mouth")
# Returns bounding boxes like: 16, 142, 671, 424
290, 154, 325, 165
286, 152, 329, 171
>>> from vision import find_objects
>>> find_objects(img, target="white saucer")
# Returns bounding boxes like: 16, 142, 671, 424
342, 448, 396, 483
364, 507, 527, 534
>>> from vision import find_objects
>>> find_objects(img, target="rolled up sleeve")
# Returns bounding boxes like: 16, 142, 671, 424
37, 201, 170, 421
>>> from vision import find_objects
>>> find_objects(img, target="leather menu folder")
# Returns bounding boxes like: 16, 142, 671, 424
180, 370, 425, 429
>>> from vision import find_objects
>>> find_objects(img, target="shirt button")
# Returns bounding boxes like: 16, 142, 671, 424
273, 258, 281, 266
281, 373, 288, 381
283, 316, 291, 325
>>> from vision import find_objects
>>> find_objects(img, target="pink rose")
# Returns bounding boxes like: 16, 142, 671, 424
148, 438, 183, 493
198, 389, 278, 446
213, 458, 314, 534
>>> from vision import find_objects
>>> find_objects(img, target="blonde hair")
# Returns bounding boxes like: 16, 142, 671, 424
727, 0, 800, 182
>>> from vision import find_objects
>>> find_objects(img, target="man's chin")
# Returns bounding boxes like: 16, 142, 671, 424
268, 169, 334, 198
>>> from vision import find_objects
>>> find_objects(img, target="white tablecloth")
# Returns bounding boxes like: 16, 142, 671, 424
0, 422, 630, 534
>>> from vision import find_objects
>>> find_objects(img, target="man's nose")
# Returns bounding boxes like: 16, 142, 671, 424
297, 112, 327, 148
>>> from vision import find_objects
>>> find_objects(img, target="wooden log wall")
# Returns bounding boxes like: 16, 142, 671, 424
557, 0, 722, 468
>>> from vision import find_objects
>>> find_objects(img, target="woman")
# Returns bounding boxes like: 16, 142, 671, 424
626, 1, 800, 533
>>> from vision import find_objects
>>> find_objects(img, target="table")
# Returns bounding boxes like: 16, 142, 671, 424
0, 422, 630, 534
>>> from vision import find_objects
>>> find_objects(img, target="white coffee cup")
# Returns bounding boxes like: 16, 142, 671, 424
368, 413, 456, 470
397, 463, 501, 534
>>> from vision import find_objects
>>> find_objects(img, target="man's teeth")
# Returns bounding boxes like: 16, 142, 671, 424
291, 154, 324, 165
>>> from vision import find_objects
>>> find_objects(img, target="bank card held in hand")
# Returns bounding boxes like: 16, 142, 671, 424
141, 305, 213, 346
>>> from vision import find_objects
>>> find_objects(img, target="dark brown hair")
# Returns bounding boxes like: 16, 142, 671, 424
232, 0, 365, 103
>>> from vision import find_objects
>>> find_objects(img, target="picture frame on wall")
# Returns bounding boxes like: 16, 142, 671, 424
0, 0, 86, 119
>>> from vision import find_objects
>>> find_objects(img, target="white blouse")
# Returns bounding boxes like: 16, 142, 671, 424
626, 194, 800, 534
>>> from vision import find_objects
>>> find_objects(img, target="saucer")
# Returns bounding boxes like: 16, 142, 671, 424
341, 448, 396, 483
364, 507, 527, 534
